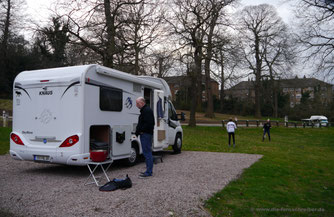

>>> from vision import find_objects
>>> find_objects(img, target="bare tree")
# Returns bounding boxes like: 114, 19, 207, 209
212, 33, 245, 112
237, 4, 288, 118
202, 0, 235, 118
35, 16, 70, 67
294, 0, 334, 81
55, 0, 147, 69
149, 48, 175, 78
263, 28, 296, 117
121, 1, 163, 75
0, 0, 26, 95
166, 0, 237, 125
166, 0, 211, 126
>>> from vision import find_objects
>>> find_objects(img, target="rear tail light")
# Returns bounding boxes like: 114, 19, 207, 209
59, 135, 79, 147
11, 133, 24, 145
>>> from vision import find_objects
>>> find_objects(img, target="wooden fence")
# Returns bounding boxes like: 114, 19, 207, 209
221, 120, 332, 128
1, 110, 12, 128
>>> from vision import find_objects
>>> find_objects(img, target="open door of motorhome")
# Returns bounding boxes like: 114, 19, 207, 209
111, 125, 132, 159
153, 90, 166, 151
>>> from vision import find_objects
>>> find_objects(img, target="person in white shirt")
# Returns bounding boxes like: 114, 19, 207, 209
226, 118, 237, 147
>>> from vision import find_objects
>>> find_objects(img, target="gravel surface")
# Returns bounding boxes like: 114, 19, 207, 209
0, 151, 262, 217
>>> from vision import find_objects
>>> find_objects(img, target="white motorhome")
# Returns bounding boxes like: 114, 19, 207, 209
10, 65, 184, 166
302, 115, 328, 127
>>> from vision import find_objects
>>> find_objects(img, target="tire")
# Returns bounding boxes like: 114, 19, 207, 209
125, 145, 139, 166
172, 133, 182, 154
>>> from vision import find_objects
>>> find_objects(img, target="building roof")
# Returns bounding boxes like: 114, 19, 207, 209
163, 75, 219, 86
279, 78, 332, 88
163, 76, 190, 86
228, 77, 333, 91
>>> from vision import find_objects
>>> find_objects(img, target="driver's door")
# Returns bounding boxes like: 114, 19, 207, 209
167, 100, 178, 144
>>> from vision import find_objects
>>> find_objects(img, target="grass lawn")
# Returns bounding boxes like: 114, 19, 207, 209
1, 126, 333, 216
0, 99, 12, 111
183, 126, 334, 216
177, 110, 284, 123
0, 127, 11, 155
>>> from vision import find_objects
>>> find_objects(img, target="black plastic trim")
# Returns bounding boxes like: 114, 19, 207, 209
61, 81, 80, 98
14, 85, 31, 100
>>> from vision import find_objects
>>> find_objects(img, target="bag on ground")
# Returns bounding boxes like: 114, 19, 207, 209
99, 175, 132, 191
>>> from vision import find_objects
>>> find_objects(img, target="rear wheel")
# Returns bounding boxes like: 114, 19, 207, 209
126, 145, 139, 166
172, 133, 182, 154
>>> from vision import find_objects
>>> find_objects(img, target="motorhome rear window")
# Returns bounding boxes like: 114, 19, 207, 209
100, 87, 122, 111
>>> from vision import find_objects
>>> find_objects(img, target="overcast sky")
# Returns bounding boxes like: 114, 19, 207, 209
23, 0, 314, 79
25, 0, 294, 25
241, 0, 293, 24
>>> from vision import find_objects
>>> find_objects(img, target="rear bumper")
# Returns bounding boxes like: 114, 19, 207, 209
10, 132, 91, 166
9, 148, 90, 166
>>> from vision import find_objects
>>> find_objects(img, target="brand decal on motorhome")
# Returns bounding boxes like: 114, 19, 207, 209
22, 131, 33, 134
39, 90, 53, 95
39, 109, 53, 124
125, 97, 133, 109
15, 91, 22, 97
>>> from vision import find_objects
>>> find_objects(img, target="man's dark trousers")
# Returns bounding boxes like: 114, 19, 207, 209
140, 133, 153, 175
228, 132, 235, 145
263, 129, 271, 141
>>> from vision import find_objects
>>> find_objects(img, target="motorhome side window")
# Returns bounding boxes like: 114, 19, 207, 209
100, 87, 122, 111
168, 101, 177, 120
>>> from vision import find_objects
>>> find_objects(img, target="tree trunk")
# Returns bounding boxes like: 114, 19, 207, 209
219, 50, 225, 113
267, 62, 278, 118
134, 47, 140, 75
2, 0, 10, 53
104, 0, 115, 68
196, 47, 203, 112
204, 50, 214, 118
158, 57, 163, 78
189, 75, 197, 127
0, 0, 11, 94
189, 43, 203, 126
274, 80, 279, 118
273, 88, 278, 117
254, 35, 262, 118
204, 11, 217, 119
196, 69, 202, 112
188, 63, 198, 127
133, 19, 140, 75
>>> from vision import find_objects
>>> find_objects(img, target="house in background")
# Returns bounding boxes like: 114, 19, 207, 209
163, 76, 219, 101
225, 76, 333, 107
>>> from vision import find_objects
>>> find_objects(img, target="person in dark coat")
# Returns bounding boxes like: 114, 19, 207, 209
135, 97, 155, 178
263, 119, 271, 141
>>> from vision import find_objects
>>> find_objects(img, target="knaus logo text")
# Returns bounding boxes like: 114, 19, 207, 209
39, 87, 53, 95
39, 91, 53, 95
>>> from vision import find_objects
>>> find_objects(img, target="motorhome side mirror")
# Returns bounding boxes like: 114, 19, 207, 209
177, 112, 186, 121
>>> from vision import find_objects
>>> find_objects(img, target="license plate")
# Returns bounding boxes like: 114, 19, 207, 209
34, 155, 50, 161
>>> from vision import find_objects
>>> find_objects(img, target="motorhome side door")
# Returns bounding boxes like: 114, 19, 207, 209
167, 100, 178, 145
153, 90, 166, 150
111, 125, 132, 158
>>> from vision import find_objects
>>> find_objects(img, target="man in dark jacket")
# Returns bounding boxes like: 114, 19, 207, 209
263, 119, 271, 141
135, 97, 155, 178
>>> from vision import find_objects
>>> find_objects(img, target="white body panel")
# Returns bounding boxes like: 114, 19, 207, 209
310, 115, 328, 126
10, 65, 183, 166
309, 115, 327, 121
302, 115, 328, 127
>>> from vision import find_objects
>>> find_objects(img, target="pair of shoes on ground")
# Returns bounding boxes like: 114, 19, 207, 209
228, 144, 236, 147
99, 175, 132, 191
139, 172, 152, 178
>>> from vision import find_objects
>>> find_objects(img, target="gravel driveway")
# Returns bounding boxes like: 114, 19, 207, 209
0, 151, 262, 217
